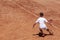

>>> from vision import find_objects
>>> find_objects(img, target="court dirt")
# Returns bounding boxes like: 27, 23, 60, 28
0, 0, 60, 40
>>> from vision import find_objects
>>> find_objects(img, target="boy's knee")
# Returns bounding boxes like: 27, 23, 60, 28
40, 29, 42, 31
39, 28, 42, 31
47, 29, 49, 31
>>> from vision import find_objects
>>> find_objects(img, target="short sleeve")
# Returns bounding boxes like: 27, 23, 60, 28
35, 18, 39, 23
44, 18, 48, 22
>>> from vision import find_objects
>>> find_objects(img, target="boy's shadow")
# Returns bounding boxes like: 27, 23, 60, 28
33, 32, 53, 37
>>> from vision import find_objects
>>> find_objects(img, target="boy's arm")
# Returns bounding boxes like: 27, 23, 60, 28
33, 23, 37, 28
47, 19, 53, 26
47, 22, 52, 26
33, 18, 39, 28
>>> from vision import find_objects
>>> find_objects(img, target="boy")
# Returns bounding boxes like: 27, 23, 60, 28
33, 12, 53, 37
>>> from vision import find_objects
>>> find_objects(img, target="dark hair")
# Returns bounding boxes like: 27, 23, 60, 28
40, 12, 44, 17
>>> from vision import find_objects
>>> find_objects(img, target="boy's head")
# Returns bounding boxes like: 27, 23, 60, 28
40, 12, 44, 17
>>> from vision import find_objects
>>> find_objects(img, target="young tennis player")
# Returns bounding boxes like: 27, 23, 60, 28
33, 12, 53, 37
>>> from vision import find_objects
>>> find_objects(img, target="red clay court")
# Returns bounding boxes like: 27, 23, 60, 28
0, 0, 60, 40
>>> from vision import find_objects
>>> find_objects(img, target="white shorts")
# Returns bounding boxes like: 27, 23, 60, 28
39, 26, 47, 29
39, 24, 47, 29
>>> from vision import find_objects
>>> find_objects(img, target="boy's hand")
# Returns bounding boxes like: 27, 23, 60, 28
48, 19, 53, 23
33, 25, 34, 28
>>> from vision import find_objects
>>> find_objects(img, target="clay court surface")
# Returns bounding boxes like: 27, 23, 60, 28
0, 0, 60, 40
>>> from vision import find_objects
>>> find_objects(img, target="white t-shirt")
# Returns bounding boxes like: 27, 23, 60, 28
36, 17, 48, 29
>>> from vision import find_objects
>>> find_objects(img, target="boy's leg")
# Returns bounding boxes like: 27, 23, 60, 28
46, 29, 53, 35
39, 28, 43, 34
39, 28, 45, 37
